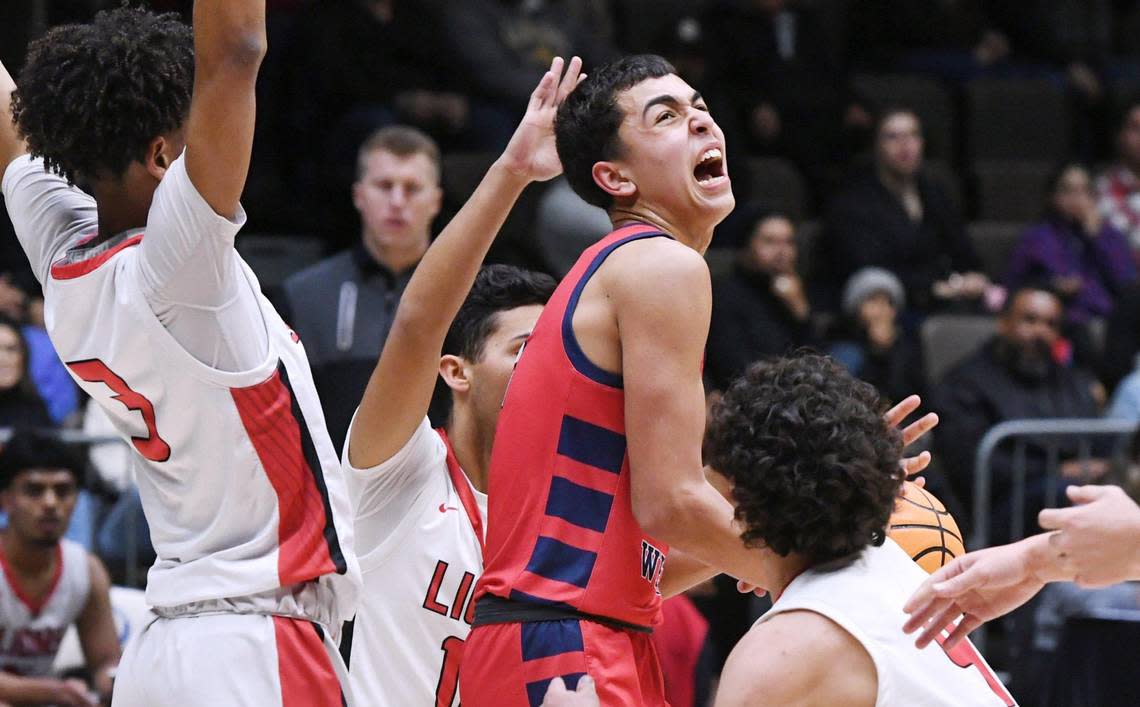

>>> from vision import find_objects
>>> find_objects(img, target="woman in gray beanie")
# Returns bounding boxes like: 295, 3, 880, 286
830, 267, 926, 401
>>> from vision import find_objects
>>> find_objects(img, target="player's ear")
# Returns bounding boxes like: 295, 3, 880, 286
439, 355, 471, 394
145, 132, 183, 180
592, 161, 636, 201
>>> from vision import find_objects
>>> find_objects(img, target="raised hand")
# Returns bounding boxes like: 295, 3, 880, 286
497, 56, 584, 183
1038, 484, 1140, 587
885, 395, 938, 479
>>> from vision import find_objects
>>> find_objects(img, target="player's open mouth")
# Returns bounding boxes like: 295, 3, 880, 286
694, 147, 728, 188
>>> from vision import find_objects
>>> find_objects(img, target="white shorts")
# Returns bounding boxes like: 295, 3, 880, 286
111, 613, 352, 706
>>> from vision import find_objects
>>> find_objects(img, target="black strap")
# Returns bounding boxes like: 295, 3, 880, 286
471, 595, 653, 634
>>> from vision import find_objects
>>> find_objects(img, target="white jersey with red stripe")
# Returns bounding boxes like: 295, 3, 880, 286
757, 538, 1017, 706
342, 416, 486, 707
0, 540, 90, 678
2, 154, 360, 626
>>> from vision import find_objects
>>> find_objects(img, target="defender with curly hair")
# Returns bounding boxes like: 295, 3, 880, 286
1, 3, 361, 705
709, 355, 1015, 707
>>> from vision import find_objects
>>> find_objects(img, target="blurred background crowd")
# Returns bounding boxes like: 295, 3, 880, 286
3, 1, 1140, 705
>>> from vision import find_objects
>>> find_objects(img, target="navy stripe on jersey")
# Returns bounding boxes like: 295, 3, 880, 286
527, 674, 586, 707
560, 230, 672, 388
279, 364, 348, 575
524, 537, 597, 588
508, 589, 578, 612
521, 619, 584, 661
556, 416, 626, 474
545, 477, 615, 533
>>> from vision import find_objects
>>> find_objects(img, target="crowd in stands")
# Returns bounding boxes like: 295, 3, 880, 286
3, 1, 1140, 703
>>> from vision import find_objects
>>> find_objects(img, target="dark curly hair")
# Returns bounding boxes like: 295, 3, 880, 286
555, 54, 675, 210
11, 6, 194, 184
705, 354, 904, 568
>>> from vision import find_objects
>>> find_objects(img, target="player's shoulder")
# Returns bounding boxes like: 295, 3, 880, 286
601, 236, 709, 296
719, 609, 876, 707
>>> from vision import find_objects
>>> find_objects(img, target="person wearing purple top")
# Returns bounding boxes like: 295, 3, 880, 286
1005, 163, 1137, 326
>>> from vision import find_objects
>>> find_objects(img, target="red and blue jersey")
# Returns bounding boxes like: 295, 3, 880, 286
474, 224, 672, 630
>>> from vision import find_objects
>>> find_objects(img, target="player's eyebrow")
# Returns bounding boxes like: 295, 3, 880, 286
642, 91, 702, 121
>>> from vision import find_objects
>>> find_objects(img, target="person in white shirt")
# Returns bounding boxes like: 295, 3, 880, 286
707, 355, 1016, 707
338, 58, 580, 706
0, 431, 119, 707
1, 4, 360, 705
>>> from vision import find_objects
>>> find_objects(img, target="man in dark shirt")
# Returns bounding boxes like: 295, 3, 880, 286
933, 285, 1107, 543
706, 210, 814, 391
825, 108, 987, 313
281, 126, 441, 449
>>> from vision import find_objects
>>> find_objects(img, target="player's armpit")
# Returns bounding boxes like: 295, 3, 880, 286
658, 548, 718, 599
715, 610, 877, 707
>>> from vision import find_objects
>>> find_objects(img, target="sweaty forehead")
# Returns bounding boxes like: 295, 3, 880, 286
617, 74, 694, 118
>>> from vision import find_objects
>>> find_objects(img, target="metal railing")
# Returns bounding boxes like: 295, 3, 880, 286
970, 418, 1138, 653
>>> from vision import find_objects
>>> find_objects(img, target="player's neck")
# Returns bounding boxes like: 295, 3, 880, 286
0, 530, 56, 577
766, 554, 810, 604
610, 205, 714, 254
94, 177, 154, 239
445, 409, 489, 493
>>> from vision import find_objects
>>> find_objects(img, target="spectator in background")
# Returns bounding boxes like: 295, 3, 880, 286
280, 126, 441, 450
830, 268, 926, 403
534, 177, 612, 277
0, 316, 51, 429
825, 108, 987, 314
1097, 99, 1140, 253
1107, 361, 1140, 420
932, 286, 1106, 543
1101, 282, 1140, 392
701, 0, 870, 202
1006, 162, 1136, 329
706, 209, 816, 392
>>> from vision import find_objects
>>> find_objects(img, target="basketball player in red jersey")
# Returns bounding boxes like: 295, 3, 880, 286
459, 55, 936, 706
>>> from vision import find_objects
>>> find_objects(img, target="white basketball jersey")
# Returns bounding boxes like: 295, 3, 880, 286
342, 417, 485, 707
3, 155, 360, 624
759, 538, 1017, 706
0, 540, 90, 678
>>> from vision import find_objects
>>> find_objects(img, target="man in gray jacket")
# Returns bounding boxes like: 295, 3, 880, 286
282, 126, 442, 449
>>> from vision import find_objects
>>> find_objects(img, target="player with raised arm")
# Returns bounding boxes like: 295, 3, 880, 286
340, 57, 579, 706
458, 55, 936, 705
1, 4, 359, 705
0, 432, 119, 707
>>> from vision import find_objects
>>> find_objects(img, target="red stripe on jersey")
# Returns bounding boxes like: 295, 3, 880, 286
549, 458, 622, 496
232, 368, 338, 586
537, 513, 606, 550
0, 544, 63, 616
273, 617, 342, 707
50, 234, 143, 280
520, 652, 587, 683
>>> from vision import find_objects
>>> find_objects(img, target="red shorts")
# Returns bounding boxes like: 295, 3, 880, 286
459, 619, 669, 707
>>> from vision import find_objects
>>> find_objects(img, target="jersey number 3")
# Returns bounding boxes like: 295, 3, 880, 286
68, 359, 171, 462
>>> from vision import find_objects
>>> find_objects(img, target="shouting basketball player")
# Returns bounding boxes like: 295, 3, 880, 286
1, 4, 360, 705
0, 432, 119, 707
339, 58, 579, 706
708, 355, 1016, 707
457, 54, 927, 705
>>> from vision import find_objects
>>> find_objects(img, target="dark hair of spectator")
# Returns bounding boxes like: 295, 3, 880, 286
356, 125, 442, 182
442, 264, 557, 363
0, 429, 84, 490
1114, 96, 1140, 134
1044, 161, 1092, 198
0, 316, 40, 401
11, 7, 194, 185
555, 54, 676, 210
705, 354, 904, 568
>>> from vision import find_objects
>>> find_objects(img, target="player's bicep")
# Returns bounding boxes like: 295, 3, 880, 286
2, 157, 97, 283
183, 2, 266, 218
76, 556, 121, 671
615, 246, 710, 506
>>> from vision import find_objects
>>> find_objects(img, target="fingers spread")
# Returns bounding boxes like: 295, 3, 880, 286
901, 412, 939, 447
903, 451, 932, 476
885, 395, 921, 428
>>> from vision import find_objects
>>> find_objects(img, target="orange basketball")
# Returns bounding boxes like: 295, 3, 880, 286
887, 481, 966, 574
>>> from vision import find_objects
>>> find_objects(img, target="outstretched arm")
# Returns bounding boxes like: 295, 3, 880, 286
184, 0, 267, 217
347, 57, 583, 469
0, 59, 26, 169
